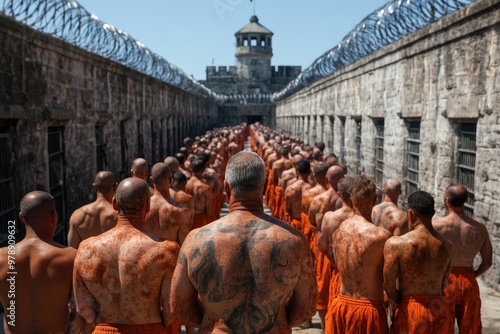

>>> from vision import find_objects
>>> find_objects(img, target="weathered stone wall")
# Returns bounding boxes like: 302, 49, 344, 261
276, 0, 500, 289
0, 15, 218, 244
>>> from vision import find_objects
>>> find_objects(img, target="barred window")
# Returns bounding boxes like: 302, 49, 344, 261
48, 126, 67, 245
0, 126, 17, 246
355, 119, 362, 175
406, 121, 420, 198
456, 123, 476, 217
137, 120, 144, 158
95, 126, 107, 171
159, 119, 165, 162
120, 121, 128, 180
374, 119, 384, 188
151, 120, 157, 164
328, 116, 334, 152
340, 118, 346, 164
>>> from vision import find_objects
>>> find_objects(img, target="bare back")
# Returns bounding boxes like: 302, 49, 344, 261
309, 189, 341, 230
175, 212, 316, 333
318, 206, 354, 263
371, 202, 408, 236
384, 227, 452, 298
74, 225, 179, 326
285, 180, 312, 219
170, 188, 195, 212
433, 212, 492, 268
332, 216, 390, 300
145, 192, 193, 245
186, 177, 212, 215
68, 199, 118, 248
0, 238, 76, 334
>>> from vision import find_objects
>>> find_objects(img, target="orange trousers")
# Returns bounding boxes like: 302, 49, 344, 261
327, 295, 388, 334
444, 267, 482, 334
301, 212, 314, 243
315, 246, 331, 311
273, 186, 283, 218
391, 295, 454, 334
93, 323, 167, 334
290, 218, 302, 230
192, 212, 209, 230
324, 267, 342, 334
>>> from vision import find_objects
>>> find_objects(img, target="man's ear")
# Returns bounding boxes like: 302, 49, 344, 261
145, 197, 151, 214
224, 180, 231, 200
112, 196, 118, 210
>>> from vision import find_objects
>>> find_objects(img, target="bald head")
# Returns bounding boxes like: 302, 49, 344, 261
383, 178, 402, 198
131, 158, 149, 181
115, 178, 150, 214
327, 165, 345, 188
225, 151, 266, 198
151, 163, 172, 187
446, 184, 468, 207
337, 177, 354, 202
94, 171, 116, 194
292, 154, 304, 165
163, 156, 180, 173
20, 191, 56, 223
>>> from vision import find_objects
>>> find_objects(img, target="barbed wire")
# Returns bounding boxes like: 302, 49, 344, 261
0, 0, 476, 104
270, 0, 476, 102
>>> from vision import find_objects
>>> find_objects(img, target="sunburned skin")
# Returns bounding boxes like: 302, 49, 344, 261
186, 175, 212, 217
318, 205, 355, 263
285, 179, 312, 220
372, 202, 408, 236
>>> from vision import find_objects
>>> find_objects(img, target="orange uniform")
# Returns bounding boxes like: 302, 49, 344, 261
93, 323, 167, 334
324, 267, 342, 334
315, 246, 331, 311
192, 212, 209, 230
300, 211, 312, 240
273, 185, 283, 218
290, 218, 302, 230
391, 295, 453, 334
327, 295, 388, 334
444, 267, 482, 334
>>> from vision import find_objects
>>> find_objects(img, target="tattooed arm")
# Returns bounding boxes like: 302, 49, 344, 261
170, 233, 203, 327
286, 235, 317, 326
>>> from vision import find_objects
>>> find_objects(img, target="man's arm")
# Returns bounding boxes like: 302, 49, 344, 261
286, 236, 317, 326
204, 187, 212, 218
177, 208, 193, 246
392, 212, 409, 236
161, 243, 180, 327
73, 253, 98, 327
170, 237, 203, 327
68, 209, 84, 249
383, 238, 401, 312
308, 198, 320, 232
476, 226, 493, 277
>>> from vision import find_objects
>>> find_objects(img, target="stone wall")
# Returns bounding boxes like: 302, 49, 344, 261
275, 0, 500, 289
0, 15, 218, 245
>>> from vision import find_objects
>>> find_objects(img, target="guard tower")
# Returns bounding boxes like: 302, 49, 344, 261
235, 15, 273, 94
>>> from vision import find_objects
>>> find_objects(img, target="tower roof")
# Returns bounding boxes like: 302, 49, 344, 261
236, 16, 273, 35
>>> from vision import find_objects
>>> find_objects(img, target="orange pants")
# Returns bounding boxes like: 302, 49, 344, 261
291, 218, 301, 230
444, 267, 482, 334
324, 267, 341, 334
327, 295, 388, 334
273, 186, 283, 218
192, 212, 209, 230
391, 295, 453, 334
93, 323, 167, 334
301, 212, 313, 243
315, 247, 331, 311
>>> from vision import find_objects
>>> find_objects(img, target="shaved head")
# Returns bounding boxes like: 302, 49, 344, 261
131, 158, 149, 180
446, 184, 468, 207
164, 156, 180, 173
20, 191, 55, 223
115, 178, 150, 214
327, 165, 345, 187
151, 163, 172, 186
94, 171, 116, 194
383, 178, 402, 197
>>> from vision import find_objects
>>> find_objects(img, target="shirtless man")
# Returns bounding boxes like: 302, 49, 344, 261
271, 146, 292, 218
131, 157, 154, 195
433, 184, 493, 334
73, 178, 180, 333
0, 191, 77, 334
384, 191, 453, 333
186, 158, 212, 229
199, 152, 221, 222
301, 162, 329, 242
371, 178, 408, 236
164, 156, 180, 173
227, 136, 240, 158
144, 163, 192, 246
330, 175, 391, 333
68, 171, 117, 248
284, 159, 313, 231
176, 152, 192, 179
170, 171, 195, 213
170, 152, 317, 333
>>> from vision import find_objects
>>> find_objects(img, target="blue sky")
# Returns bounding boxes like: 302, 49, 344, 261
76, 0, 389, 80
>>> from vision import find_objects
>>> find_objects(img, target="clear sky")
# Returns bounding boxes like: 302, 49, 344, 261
76, 0, 389, 80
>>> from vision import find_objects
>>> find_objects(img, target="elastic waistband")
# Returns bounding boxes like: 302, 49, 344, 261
336, 294, 384, 308
401, 295, 445, 304
94, 323, 166, 334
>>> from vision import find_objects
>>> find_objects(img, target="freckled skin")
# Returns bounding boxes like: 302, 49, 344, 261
171, 204, 317, 333
74, 223, 179, 327
384, 222, 453, 311
371, 202, 408, 236
333, 215, 390, 301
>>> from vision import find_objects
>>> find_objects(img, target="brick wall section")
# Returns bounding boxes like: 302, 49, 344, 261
275, 0, 500, 289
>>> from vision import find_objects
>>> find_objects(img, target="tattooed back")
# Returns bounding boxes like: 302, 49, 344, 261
177, 210, 317, 333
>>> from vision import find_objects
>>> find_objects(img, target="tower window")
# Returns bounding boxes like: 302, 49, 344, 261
260, 39, 266, 47
243, 38, 248, 46
251, 37, 258, 46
